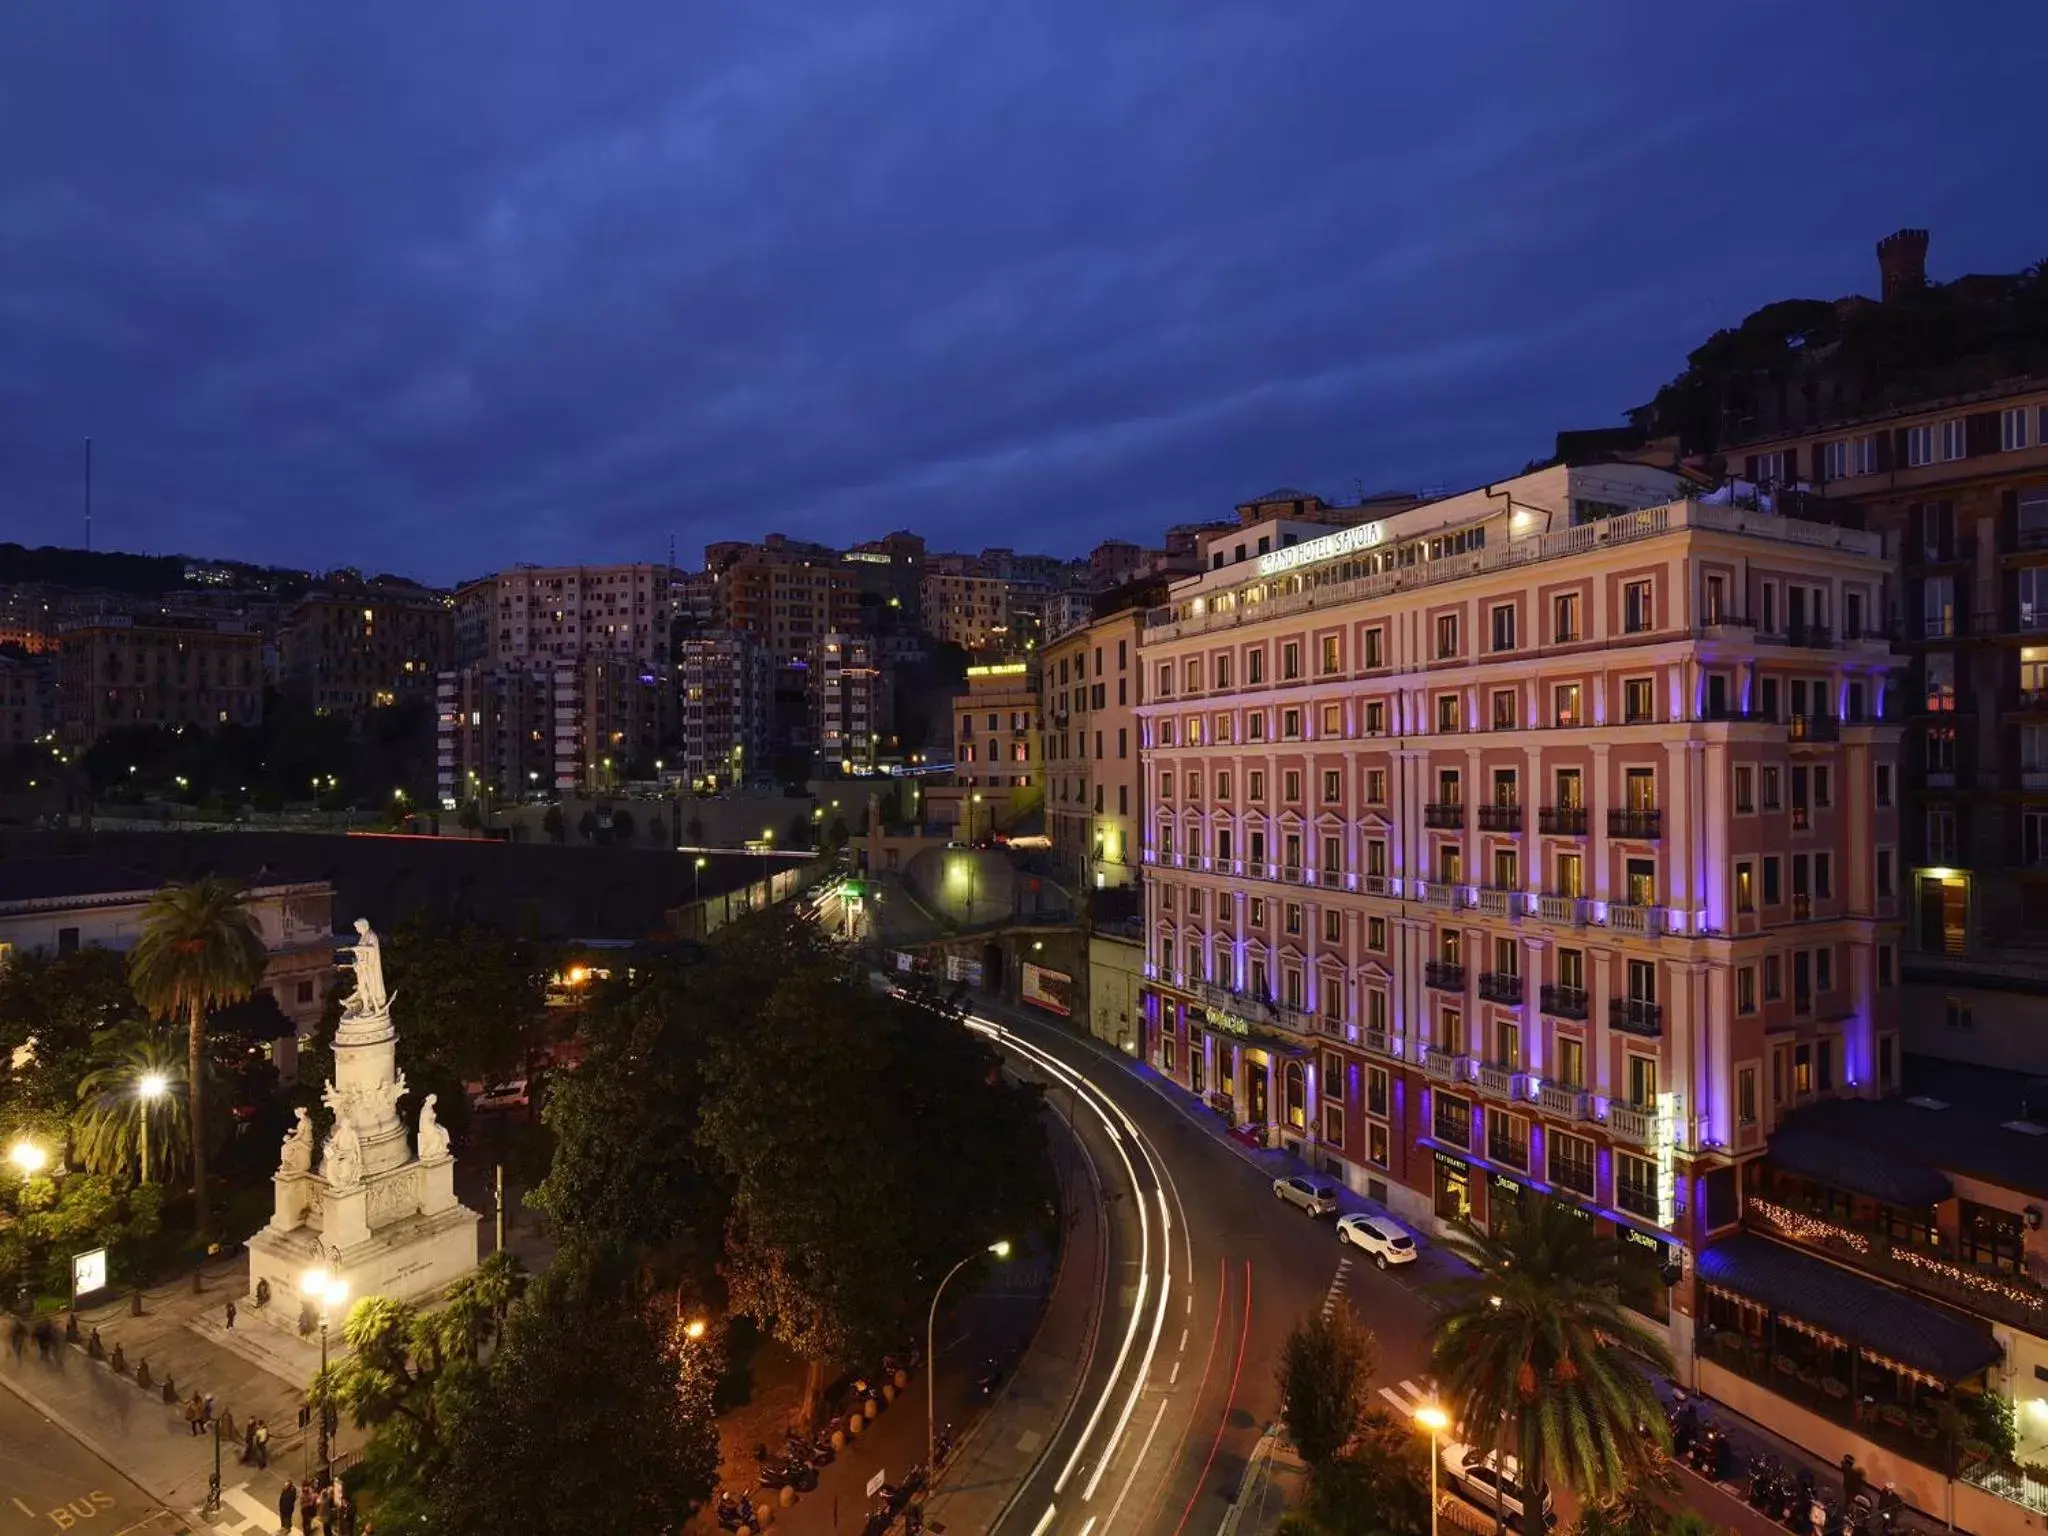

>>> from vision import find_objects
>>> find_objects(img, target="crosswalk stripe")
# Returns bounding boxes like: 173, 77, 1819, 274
1377, 1376, 1440, 1418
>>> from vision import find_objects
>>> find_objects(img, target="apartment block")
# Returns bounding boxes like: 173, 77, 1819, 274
676, 633, 771, 790
454, 563, 673, 668
58, 618, 263, 748
436, 664, 553, 809
1137, 467, 1902, 1376
551, 654, 673, 793
1720, 379, 2048, 1073
814, 632, 889, 773
921, 571, 1011, 652
708, 536, 861, 662
1044, 601, 1146, 888
279, 586, 453, 716
0, 653, 55, 747
929, 660, 1042, 836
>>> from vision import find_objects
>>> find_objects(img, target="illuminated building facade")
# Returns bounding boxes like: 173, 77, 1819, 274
1137, 464, 1903, 1363
1044, 604, 1145, 888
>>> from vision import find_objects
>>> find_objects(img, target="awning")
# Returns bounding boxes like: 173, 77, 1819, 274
1699, 1235, 2002, 1385
1767, 1127, 1953, 1208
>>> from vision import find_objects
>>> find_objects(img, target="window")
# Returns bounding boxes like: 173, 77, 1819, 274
1246, 710, 1266, 741
1323, 770, 1341, 803
1250, 897, 1266, 926
1817, 1037, 1834, 1092
1622, 580, 1653, 634
1320, 702, 1341, 736
1941, 418, 1967, 462
1815, 851, 1833, 900
1490, 604, 1517, 652
1550, 1132, 1595, 1196
1762, 855, 1781, 905
1557, 946, 1585, 992
1491, 688, 1516, 729
1823, 440, 1846, 480
1763, 954, 1782, 1001
1247, 648, 1264, 686
1367, 916, 1387, 951
1363, 628, 1384, 669
1739, 1066, 1758, 1125
1364, 700, 1386, 735
1320, 635, 1340, 674
1157, 663, 1173, 696
1368, 1122, 1389, 1168
1248, 770, 1265, 800
1737, 966, 1757, 1013
1285, 903, 1302, 936
1877, 848, 1895, 899
1365, 768, 1387, 804
1905, 423, 1934, 467
1626, 1052, 1658, 1107
1735, 861, 1756, 913
1554, 850, 1583, 897
1623, 677, 1653, 723
1282, 707, 1302, 739
1553, 591, 1581, 643
1323, 909, 1341, 943
1553, 682, 1582, 727
1794, 1044, 1813, 1096
1216, 770, 1232, 801
1734, 765, 1755, 813
1215, 653, 1232, 689
1875, 763, 1893, 807
2002, 407, 2033, 453
1282, 642, 1301, 680
1436, 613, 1459, 659
1284, 770, 1301, 802
1761, 766, 1782, 811
1436, 694, 1460, 732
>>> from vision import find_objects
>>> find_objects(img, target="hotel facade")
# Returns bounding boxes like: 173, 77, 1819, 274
1136, 465, 1905, 1364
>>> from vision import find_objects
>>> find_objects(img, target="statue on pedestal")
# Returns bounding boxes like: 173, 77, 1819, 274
322, 1118, 363, 1191
341, 918, 389, 1018
279, 1108, 315, 1176
416, 1095, 450, 1162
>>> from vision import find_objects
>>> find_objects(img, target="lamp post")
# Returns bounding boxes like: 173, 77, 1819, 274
137, 1072, 168, 1184
7, 1140, 46, 1179
302, 1268, 349, 1483
929, 1240, 1010, 1473
694, 855, 707, 904
1416, 1403, 1449, 1536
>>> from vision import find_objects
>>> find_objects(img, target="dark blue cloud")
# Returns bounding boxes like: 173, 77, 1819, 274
1, 0, 2041, 583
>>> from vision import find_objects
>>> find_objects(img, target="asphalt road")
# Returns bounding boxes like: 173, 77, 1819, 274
0, 1388, 179, 1536
977, 1002, 1441, 1536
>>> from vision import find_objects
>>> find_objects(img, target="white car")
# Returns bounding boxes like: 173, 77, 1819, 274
1441, 1443, 1555, 1529
1335, 1213, 1417, 1268
1272, 1175, 1341, 1217
469, 1078, 530, 1113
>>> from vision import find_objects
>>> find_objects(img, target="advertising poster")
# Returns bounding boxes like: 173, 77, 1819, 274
1021, 962, 1073, 1016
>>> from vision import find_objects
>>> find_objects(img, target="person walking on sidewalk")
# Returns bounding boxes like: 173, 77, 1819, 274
254, 1418, 270, 1469
8, 1315, 25, 1361
298, 1480, 315, 1534
202, 1391, 216, 1431
243, 1419, 258, 1463
32, 1318, 54, 1360
277, 1480, 296, 1536
225, 1300, 237, 1331
186, 1393, 206, 1436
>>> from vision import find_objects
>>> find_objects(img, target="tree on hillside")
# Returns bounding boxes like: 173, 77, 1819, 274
698, 955, 1051, 1420
1279, 1308, 1381, 1468
1430, 1198, 1673, 1523
127, 879, 266, 1240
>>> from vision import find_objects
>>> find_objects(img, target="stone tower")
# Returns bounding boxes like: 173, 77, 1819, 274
1877, 228, 1929, 302
246, 919, 479, 1324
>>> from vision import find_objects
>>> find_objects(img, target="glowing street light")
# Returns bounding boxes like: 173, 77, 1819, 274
1416, 1403, 1450, 1536
682, 1318, 708, 1341
302, 1268, 351, 1480
930, 1240, 1011, 1469
8, 1140, 47, 1177
138, 1071, 169, 1183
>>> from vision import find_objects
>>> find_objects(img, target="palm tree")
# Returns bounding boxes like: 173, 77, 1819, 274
1430, 1196, 1674, 1524
71, 1023, 191, 1181
127, 878, 267, 1240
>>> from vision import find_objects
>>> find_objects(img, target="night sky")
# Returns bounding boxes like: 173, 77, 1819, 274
3, 2, 2041, 585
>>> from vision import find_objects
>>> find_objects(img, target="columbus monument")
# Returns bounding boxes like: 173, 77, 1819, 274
247, 919, 480, 1321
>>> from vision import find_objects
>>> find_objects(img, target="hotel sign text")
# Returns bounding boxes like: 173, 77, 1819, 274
1256, 521, 1386, 578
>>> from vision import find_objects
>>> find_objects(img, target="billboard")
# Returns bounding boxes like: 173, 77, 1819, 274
946, 953, 984, 988
1021, 963, 1073, 1017
72, 1247, 108, 1300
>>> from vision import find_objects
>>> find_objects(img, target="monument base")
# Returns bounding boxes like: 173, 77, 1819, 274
246, 1203, 481, 1331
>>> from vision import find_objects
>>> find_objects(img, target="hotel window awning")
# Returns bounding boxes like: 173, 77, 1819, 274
1767, 1128, 1953, 1208
1699, 1235, 2001, 1386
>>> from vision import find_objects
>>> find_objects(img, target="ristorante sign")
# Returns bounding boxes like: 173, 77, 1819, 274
1255, 521, 1386, 578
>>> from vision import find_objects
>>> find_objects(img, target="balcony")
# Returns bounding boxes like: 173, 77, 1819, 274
1475, 887, 1519, 919
1538, 805, 1588, 836
1610, 996, 1664, 1036
1607, 1102, 1656, 1147
1423, 1048, 1470, 1085
1535, 1081, 1590, 1120
1540, 983, 1589, 1019
1784, 622, 1835, 649
1607, 808, 1663, 839
1413, 881, 1470, 911
1424, 802, 1466, 830
1535, 894, 1587, 926
1606, 902, 1667, 938
1788, 713, 1840, 743
1424, 959, 1468, 991
1475, 1061, 1518, 1100
1362, 872, 1392, 896
1477, 971, 1524, 1005
1362, 1027, 1403, 1062
1477, 803, 1523, 832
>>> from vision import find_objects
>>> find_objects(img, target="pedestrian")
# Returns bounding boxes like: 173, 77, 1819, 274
298, 1480, 315, 1535
8, 1315, 25, 1360
242, 1419, 257, 1464
321, 1481, 338, 1533
202, 1391, 216, 1430
186, 1393, 205, 1436
254, 1418, 270, 1469
298, 1398, 312, 1431
334, 1487, 353, 1536
225, 1300, 237, 1331
278, 1480, 297, 1536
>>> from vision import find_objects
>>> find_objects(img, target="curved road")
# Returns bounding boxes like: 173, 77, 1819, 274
974, 1003, 1440, 1536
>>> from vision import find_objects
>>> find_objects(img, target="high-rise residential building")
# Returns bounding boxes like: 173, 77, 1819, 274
0, 652, 55, 747
814, 632, 889, 773
453, 563, 673, 669
707, 536, 861, 663
921, 570, 1011, 652
934, 659, 1042, 836
58, 617, 263, 748
551, 653, 673, 793
677, 633, 770, 790
435, 664, 552, 809
1137, 466, 1902, 1382
1043, 593, 1150, 888
1708, 378, 2048, 1076
1043, 591, 1095, 642
279, 584, 453, 716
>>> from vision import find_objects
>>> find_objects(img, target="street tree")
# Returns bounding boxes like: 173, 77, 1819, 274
1279, 1307, 1382, 1468
126, 878, 266, 1241
1430, 1197, 1674, 1522
0, 947, 142, 1143
70, 1023, 207, 1182
698, 951, 1051, 1420
1277, 1414, 1431, 1536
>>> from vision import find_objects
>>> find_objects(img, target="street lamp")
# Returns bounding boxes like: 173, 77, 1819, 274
694, 855, 708, 903
1415, 1403, 1450, 1536
929, 1240, 1010, 1472
302, 1268, 350, 1482
8, 1140, 47, 1178
682, 1318, 707, 1341
137, 1072, 168, 1184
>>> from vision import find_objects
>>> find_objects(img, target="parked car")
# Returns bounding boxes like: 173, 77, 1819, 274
1335, 1213, 1417, 1268
468, 1078, 530, 1113
1441, 1443, 1555, 1529
1272, 1175, 1341, 1217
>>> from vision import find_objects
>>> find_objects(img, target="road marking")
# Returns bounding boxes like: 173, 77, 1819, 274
1320, 1256, 1354, 1319
12, 1499, 36, 1520
1378, 1376, 1440, 1418
1079, 1519, 1099, 1536
1099, 1397, 1171, 1535
1169, 1360, 1181, 1385
1029, 1504, 1058, 1536
1170, 1259, 1252, 1536
1178, 1328, 1188, 1352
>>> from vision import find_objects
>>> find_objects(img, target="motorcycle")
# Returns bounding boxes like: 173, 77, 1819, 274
715, 1491, 757, 1532
934, 1421, 956, 1465
976, 1355, 1005, 1398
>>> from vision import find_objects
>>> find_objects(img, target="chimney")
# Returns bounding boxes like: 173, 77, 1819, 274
1877, 228, 1929, 302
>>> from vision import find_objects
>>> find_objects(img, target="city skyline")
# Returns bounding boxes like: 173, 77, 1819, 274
3, 2, 2042, 584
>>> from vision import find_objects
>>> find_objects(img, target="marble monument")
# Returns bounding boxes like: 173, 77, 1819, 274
246, 919, 480, 1322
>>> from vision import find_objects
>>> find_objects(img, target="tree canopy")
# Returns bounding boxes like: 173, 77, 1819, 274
1279, 1307, 1381, 1469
